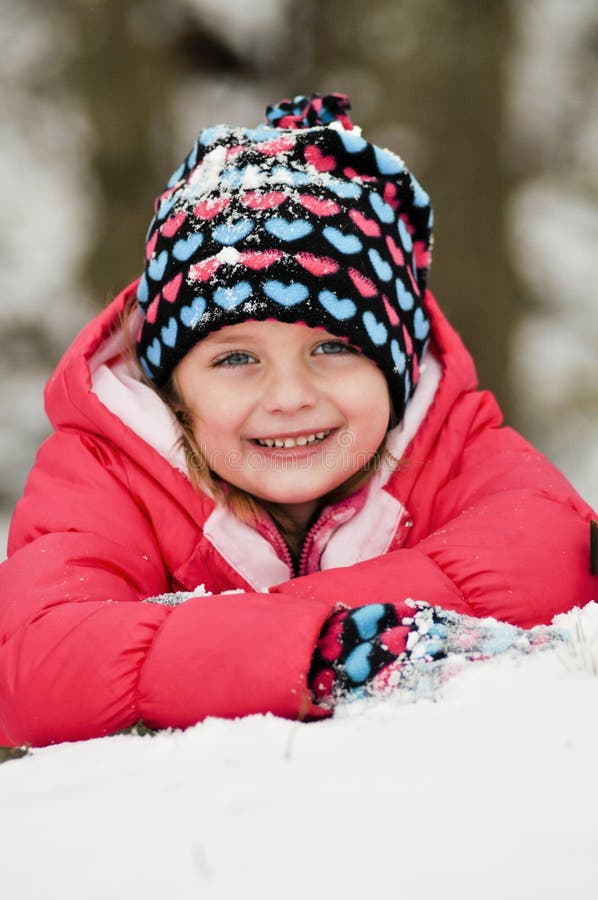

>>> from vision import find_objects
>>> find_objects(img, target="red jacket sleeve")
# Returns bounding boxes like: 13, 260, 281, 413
271, 395, 598, 629
0, 435, 332, 748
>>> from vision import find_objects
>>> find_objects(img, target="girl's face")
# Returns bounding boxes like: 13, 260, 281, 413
174, 319, 390, 530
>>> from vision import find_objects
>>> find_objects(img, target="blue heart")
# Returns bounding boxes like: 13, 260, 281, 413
263, 280, 309, 306
213, 281, 253, 310
322, 227, 362, 255
160, 316, 179, 347
139, 357, 153, 381
137, 273, 149, 304
157, 195, 177, 221
148, 250, 168, 281
351, 604, 386, 640
362, 310, 388, 346
186, 143, 199, 169
146, 338, 162, 368
180, 295, 206, 328
199, 125, 229, 146
413, 307, 430, 340
167, 161, 186, 188
173, 232, 204, 261
244, 125, 277, 142
318, 290, 357, 321
368, 248, 392, 281
212, 220, 254, 245
161, 317, 178, 348
373, 146, 404, 176
403, 371, 411, 404
344, 642, 373, 684
271, 166, 310, 186
390, 339, 406, 374
369, 192, 395, 224
410, 174, 430, 208
265, 216, 313, 242
338, 130, 368, 154
396, 278, 414, 311
221, 167, 243, 189
327, 179, 362, 200
397, 218, 413, 251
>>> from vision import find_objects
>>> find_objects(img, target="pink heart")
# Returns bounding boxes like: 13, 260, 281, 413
241, 191, 287, 210
146, 295, 160, 324
298, 194, 340, 217
348, 268, 377, 298
193, 197, 230, 220
161, 210, 187, 238
349, 209, 381, 237
385, 234, 404, 266
402, 323, 413, 355
189, 257, 221, 282
379, 625, 410, 656
304, 144, 336, 172
163, 272, 182, 303
407, 265, 420, 297
383, 182, 398, 207
414, 243, 431, 271
256, 137, 295, 156
295, 253, 339, 276
383, 294, 400, 326
411, 353, 420, 384
240, 250, 283, 270
145, 230, 158, 261
347, 169, 376, 183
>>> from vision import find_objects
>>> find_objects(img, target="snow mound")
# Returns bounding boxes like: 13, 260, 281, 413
1, 603, 598, 899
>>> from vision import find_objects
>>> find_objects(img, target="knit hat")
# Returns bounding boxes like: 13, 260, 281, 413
136, 93, 433, 418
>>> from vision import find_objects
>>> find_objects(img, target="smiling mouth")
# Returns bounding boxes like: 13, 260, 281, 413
253, 429, 333, 449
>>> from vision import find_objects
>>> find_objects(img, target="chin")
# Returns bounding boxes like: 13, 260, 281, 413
248, 480, 346, 506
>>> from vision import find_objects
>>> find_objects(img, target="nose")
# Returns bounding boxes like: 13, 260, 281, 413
261, 359, 319, 414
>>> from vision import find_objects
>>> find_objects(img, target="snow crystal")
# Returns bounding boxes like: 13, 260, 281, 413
216, 247, 241, 265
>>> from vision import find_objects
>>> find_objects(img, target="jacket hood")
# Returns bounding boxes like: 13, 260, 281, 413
42, 280, 479, 589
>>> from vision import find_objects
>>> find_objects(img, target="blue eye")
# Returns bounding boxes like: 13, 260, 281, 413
314, 340, 355, 355
214, 351, 255, 367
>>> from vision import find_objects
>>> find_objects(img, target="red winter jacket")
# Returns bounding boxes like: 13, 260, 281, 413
0, 283, 595, 747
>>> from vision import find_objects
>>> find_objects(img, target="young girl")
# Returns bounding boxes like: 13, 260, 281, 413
0, 93, 595, 748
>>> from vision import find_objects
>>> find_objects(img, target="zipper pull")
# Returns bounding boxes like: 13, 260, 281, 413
591, 520, 598, 575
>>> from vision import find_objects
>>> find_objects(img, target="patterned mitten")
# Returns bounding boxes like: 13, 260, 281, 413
308, 600, 446, 704
309, 600, 567, 705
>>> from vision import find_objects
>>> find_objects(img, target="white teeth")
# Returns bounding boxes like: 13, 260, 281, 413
255, 430, 331, 449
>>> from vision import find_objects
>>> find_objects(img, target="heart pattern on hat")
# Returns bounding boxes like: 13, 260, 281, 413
137, 95, 433, 429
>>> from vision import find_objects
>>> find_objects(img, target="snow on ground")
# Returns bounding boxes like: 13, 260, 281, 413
2, 604, 598, 900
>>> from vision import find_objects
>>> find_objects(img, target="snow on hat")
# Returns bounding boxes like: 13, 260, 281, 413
135, 92, 433, 419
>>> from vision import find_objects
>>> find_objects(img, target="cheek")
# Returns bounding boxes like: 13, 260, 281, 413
350, 371, 390, 438
189, 392, 253, 452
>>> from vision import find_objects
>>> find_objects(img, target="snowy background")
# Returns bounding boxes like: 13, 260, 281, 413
1, 3, 598, 897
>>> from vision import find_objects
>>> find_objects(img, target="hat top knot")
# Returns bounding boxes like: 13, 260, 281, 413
265, 92, 354, 131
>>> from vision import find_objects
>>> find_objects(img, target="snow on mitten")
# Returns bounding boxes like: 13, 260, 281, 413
370, 601, 567, 697
309, 600, 567, 706
308, 600, 447, 704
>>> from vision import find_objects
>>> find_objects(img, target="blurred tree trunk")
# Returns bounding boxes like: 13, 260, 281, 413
301, 0, 516, 413
62, 0, 178, 304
